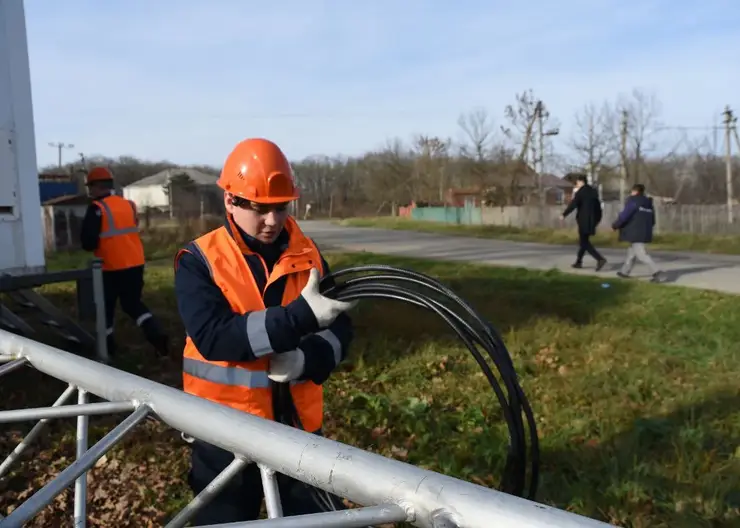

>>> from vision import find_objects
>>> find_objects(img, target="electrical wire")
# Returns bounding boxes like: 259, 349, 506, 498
280, 264, 539, 517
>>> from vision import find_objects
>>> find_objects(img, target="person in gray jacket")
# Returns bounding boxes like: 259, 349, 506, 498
611, 184, 664, 283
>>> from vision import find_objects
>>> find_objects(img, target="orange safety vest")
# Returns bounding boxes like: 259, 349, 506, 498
93, 195, 145, 271
177, 216, 325, 432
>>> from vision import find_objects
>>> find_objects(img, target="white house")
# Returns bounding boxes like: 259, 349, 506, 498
122, 168, 219, 212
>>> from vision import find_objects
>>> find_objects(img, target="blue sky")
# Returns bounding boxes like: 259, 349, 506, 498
23, 0, 740, 169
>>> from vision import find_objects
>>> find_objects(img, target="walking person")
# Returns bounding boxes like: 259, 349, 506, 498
561, 174, 607, 270
79, 166, 170, 358
612, 183, 664, 283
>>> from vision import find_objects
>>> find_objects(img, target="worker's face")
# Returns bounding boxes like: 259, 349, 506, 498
86, 182, 107, 199
225, 194, 290, 243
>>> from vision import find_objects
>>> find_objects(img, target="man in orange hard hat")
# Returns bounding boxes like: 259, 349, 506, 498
173, 138, 357, 523
79, 166, 170, 358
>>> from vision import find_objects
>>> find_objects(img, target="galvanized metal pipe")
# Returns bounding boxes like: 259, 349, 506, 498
198, 504, 410, 528
0, 384, 77, 478
259, 464, 284, 519
164, 456, 249, 528
0, 400, 136, 423
1, 404, 151, 526
74, 388, 89, 528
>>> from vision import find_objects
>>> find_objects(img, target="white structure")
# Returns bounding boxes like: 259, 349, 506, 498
123, 168, 218, 211
0, 0, 45, 275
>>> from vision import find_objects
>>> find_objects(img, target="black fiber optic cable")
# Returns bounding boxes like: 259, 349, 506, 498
279, 264, 539, 517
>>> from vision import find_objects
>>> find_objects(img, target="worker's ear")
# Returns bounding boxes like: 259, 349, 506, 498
223, 193, 235, 213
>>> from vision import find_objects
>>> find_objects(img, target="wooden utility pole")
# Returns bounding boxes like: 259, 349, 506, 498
48, 141, 74, 168
723, 106, 735, 223
536, 100, 544, 205
619, 110, 629, 205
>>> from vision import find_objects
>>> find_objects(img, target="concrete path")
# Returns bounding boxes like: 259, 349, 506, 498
299, 220, 740, 295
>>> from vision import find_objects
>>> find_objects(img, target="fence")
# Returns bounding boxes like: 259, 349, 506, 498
0, 329, 615, 527
411, 202, 482, 225
410, 203, 740, 235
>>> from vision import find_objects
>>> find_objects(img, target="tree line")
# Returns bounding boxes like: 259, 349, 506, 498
41, 88, 739, 217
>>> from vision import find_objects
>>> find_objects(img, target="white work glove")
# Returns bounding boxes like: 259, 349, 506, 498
301, 268, 358, 328
267, 349, 305, 383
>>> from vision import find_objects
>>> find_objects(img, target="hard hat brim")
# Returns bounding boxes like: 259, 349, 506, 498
229, 192, 300, 204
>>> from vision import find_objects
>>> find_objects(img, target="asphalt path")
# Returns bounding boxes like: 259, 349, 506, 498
299, 220, 740, 295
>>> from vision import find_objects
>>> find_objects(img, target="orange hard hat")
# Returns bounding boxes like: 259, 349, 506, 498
86, 166, 113, 185
217, 138, 299, 204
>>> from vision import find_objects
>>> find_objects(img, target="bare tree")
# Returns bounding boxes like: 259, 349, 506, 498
616, 88, 663, 184
501, 90, 550, 164
500, 89, 549, 203
570, 101, 618, 184
411, 135, 450, 201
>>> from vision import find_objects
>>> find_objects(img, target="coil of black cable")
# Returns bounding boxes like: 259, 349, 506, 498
283, 264, 539, 516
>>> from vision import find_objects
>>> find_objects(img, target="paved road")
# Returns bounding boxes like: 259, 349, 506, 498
299, 220, 740, 295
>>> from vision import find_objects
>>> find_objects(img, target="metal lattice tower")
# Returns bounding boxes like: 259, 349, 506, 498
0, 329, 614, 527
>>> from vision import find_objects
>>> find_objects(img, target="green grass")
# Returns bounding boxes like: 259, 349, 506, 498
339, 217, 740, 255
1, 250, 739, 527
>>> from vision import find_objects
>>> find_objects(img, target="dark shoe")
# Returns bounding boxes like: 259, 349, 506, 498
616, 271, 630, 279
571, 262, 583, 269
595, 259, 607, 271
141, 318, 170, 357
650, 272, 664, 283
106, 334, 117, 359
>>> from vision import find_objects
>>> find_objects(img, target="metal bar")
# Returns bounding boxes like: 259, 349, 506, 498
0, 302, 35, 335
0, 384, 78, 478
1, 404, 151, 526
164, 456, 249, 528
0, 357, 27, 376
0, 400, 136, 423
197, 504, 410, 528
0, 269, 90, 292
0, 330, 614, 528
90, 259, 109, 363
12, 288, 95, 347
259, 464, 283, 519
74, 388, 88, 528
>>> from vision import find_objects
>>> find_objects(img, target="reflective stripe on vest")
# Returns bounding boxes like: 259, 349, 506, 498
183, 357, 271, 388
93, 195, 145, 271
180, 217, 325, 431
97, 199, 139, 238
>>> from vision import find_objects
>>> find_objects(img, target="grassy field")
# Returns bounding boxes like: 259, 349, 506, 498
339, 217, 740, 255
1, 238, 739, 527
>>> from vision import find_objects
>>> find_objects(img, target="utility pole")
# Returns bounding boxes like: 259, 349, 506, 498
48, 141, 74, 168
536, 100, 544, 206
723, 106, 735, 223
535, 100, 559, 207
619, 110, 629, 206
587, 112, 595, 186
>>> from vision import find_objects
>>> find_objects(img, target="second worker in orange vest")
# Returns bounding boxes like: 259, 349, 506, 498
80, 166, 170, 358
173, 138, 357, 524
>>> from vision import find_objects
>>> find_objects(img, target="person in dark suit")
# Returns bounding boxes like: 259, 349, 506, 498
561, 174, 607, 270
611, 183, 664, 283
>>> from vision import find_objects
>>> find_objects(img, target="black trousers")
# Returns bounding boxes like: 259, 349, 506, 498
577, 232, 604, 263
187, 438, 333, 524
102, 265, 151, 332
